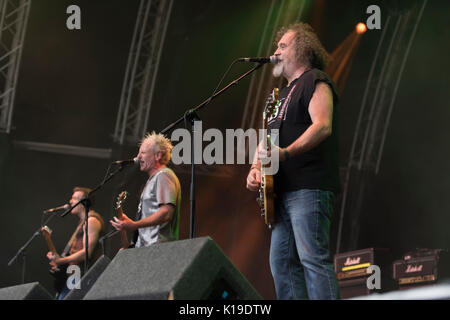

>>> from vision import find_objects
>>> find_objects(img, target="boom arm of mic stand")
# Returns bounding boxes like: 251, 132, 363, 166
161, 62, 264, 135
99, 229, 120, 256
60, 165, 126, 218
159, 62, 265, 239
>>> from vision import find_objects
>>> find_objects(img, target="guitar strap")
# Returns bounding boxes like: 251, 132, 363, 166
131, 169, 165, 247
131, 213, 141, 247
277, 83, 297, 123
61, 220, 84, 257
132, 179, 148, 246
268, 83, 298, 130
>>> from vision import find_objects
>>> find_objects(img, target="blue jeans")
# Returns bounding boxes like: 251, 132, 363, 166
57, 284, 71, 300
269, 189, 340, 300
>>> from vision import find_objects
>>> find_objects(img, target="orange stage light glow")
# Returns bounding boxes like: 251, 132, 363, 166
356, 22, 367, 34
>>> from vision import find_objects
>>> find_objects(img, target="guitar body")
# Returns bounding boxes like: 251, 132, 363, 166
50, 265, 68, 293
262, 173, 275, 227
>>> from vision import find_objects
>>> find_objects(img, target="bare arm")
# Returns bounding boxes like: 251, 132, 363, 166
111, 204, 175, 231
246, 82, 333, 191
53, 217, 101, 265
284, 82, 333, 158
133, 204, 175, 229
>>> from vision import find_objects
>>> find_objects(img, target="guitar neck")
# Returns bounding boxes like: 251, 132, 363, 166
117, 207, 124, 219
262, 114, 271, 171
116, 207, 130, 248
42, 233, 57, 254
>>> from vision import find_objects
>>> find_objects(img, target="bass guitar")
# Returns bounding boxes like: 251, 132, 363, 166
41, 225, 69, 293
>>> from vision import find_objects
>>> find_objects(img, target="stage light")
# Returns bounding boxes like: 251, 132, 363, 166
356, 22, 367, 34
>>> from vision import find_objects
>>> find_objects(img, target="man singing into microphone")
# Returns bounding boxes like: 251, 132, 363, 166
46, 187, 105, 299
110, 132, 181, 248
246, 23, 340, 299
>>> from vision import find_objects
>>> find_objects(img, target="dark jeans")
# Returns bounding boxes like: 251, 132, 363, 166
269, 189, 340, 299
57, 284, 71, 300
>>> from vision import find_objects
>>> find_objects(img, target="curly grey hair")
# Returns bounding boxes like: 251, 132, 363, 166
275, 22, 330, 70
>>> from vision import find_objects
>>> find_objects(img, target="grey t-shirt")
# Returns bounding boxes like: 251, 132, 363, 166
135, 167, 181, 247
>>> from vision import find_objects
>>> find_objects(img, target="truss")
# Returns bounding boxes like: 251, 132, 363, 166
113, 0, 173, 145
0, 0, 31, 133
336, 0, 428, 253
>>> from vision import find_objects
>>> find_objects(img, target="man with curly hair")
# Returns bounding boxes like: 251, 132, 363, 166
246, 23, 340, 299
111, 132, 181, 248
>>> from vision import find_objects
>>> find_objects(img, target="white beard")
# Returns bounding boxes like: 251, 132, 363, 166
272, 62, 283, 78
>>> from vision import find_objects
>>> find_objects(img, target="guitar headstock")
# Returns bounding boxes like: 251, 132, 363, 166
115, 191, 128, 209
41, 225, 52, 237
264, 88, 279, 118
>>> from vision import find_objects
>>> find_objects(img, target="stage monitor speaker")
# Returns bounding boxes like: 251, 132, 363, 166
0, 282, 52, 300
64, 255, 111, 300
84, 237, 262, 300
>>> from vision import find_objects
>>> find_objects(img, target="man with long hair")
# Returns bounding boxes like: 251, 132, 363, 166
246, 23, 340, 299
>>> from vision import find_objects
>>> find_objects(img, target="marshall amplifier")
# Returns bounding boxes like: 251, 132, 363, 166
393, 249, 449, 289
337, 277, 372, 299
334, 248, 392, 280
334, 248, 394, 299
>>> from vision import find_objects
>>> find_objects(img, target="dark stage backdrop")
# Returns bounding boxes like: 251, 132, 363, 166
0, 0, 449, 299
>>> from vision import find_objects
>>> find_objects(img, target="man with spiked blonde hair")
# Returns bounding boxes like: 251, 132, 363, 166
111, 132, 181, 247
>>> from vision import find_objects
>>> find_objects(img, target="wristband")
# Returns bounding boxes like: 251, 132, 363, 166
283, 148, 290, 160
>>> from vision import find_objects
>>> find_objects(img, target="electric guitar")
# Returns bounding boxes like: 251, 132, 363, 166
256, 88, 279, 228
41, 225, 69, 293
115, 191, 131, 249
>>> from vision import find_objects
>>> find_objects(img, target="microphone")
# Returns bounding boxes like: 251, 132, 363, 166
238, 56, 279, 64
112, 157, 139, 166
43, 204, 70, 214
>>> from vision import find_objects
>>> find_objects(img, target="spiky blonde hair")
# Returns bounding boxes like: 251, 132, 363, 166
140, 131, 173, 165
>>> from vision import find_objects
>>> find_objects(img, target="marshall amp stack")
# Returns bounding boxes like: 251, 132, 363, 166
334, 248, 394, 299
392, 248, 450, 290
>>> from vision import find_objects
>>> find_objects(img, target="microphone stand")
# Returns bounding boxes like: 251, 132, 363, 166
161, 62, 265, 239
60, 163, 128, 274
98, 229, 119, 256
8, 212, 59, 284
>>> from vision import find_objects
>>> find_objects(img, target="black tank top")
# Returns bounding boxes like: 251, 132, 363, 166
268, 69, 341, 194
